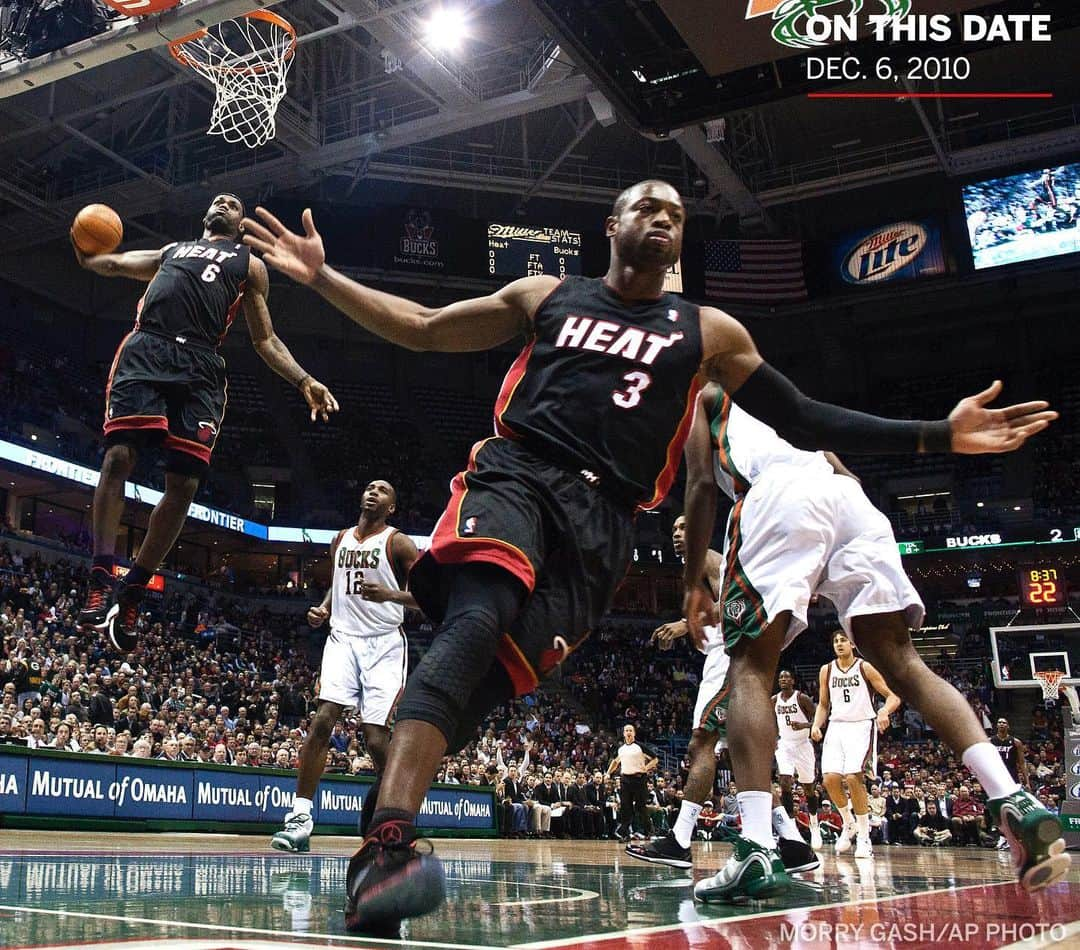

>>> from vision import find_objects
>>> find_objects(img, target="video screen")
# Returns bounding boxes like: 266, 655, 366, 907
963, 163, 1080, 270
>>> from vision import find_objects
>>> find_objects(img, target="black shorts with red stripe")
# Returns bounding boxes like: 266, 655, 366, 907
408, 436, 635, 696
103, 330, 227, 474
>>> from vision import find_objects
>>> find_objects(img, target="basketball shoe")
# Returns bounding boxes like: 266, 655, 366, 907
694, 834, 790, 903
989, 789, 1071, 892
778, 836, 820, 873
272, 812, 313, 853
625, 833, 692, 869
105, 582, 144, 652
853, 835, 873, 859
344, 820, 446, 932
834, 822, 855, 854
78, 567, 114, 630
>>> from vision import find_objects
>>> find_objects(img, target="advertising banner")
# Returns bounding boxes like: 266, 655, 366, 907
832, 219, 946, 286
0, 748, 495, 835
1064, 715, 1080, 848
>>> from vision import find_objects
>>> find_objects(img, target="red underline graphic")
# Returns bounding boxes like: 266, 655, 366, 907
808, 92, 1054, 100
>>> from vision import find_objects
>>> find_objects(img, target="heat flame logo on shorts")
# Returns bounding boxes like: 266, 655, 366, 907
746, 0, 912, 50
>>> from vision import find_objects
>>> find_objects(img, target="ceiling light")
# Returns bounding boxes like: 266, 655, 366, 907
424, 6, 468, 52
976, 502, 984, 508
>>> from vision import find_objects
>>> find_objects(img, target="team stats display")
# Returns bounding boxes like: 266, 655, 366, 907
487, 223, 582, 278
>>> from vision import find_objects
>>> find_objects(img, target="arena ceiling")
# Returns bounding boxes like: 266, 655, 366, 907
0, 0, 1079, 277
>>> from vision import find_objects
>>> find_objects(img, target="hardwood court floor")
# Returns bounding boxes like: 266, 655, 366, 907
0, 831, 1076, 949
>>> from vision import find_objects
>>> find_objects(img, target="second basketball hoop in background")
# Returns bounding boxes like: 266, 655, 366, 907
169, 10, 296, 149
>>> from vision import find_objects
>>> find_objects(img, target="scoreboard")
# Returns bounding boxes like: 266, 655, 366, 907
1019, 565, 1067, 607
487, 223, 582, 278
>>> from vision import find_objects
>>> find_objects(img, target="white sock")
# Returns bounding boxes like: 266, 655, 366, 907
962, 742, 1022, 800
292, 796, 313, 816
737, 791, 775, 850
673, 800, 702, 849
855, 812, 869, 841
837, 803, 854, 830
772, 805, 802, 842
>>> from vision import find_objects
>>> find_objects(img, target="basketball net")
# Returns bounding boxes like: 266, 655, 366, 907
170, 11, 296, 149
1034, 669, 1065, 703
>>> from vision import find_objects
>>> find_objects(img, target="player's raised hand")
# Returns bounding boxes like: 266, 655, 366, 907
947, 381, 1057, 454
243, 207, 325, 285
307, 605, 329, 628
300, 376, 339, 423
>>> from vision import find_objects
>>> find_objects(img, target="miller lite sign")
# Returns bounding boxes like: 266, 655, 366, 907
833, 218, 946, 287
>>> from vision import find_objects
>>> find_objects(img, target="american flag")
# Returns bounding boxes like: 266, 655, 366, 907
704, 240, 807, 305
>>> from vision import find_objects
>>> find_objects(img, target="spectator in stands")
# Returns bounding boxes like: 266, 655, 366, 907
868, 784, 888, 844
914, 800, 952, 846
950, 785, 988, 845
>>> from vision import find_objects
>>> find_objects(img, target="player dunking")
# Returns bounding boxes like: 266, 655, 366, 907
73, 194, 337, 650
683, 383, 1068, 902
774, 670, 822, 849
272, 479, 418, 853
812, 631, 898, 860
243, 181, 1056, 932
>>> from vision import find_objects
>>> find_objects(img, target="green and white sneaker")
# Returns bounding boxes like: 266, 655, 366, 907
693, 834, 791, 903
989, 789, 1071, 893
271, 811, 313, 853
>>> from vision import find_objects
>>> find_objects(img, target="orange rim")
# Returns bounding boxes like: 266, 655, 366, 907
169, 9, 296, 75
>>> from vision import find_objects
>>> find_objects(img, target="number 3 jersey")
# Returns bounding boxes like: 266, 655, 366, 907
330, 525, 405, 637
493, 275, 703, 510
136, 238, 250, 348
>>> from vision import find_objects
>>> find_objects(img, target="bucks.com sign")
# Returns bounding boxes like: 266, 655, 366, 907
833, 219, 946, 287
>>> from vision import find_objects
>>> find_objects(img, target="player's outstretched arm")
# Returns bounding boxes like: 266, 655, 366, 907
698, 307, 1057, 455
242, 206, 555, 352
681, 387, 720, 646
72, 236, 163, 282
241, 256, 339, 423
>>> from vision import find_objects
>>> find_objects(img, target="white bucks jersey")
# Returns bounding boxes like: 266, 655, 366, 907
330, 525, 404, 637
775, 691, 810, 743
828, 659, 876, 722
710, 390, 833, 501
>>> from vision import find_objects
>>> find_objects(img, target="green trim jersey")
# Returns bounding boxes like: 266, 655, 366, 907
710, 388, 832, 501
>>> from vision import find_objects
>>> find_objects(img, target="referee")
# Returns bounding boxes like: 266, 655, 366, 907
607, 723, 658, 840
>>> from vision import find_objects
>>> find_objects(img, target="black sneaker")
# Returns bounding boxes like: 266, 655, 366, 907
779, 836, 820, 873
625, 833, 692, 869
344, 820, 446, 933
105, 583, 145, 652
78, 567, 114, 630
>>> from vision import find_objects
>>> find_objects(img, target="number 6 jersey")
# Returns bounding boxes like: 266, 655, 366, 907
331, 525, 405, 637
493, 275, 703, 510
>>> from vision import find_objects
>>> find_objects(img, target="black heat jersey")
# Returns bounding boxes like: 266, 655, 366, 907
493, 276, 703, 510
135, 238, 250, 348
995, 733, 1021, 780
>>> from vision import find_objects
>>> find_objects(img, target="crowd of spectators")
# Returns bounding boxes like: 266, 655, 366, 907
1, 535, 1074, 846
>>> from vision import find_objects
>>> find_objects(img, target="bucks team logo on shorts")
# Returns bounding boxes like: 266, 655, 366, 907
746, 0, 911, 50
725, 598, 747, 623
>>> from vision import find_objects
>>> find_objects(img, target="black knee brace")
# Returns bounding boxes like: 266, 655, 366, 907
395, 564, 525, 743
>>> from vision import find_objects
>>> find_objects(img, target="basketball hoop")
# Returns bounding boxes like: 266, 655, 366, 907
169, 10, 296, 149
1034, 670, 1066, 702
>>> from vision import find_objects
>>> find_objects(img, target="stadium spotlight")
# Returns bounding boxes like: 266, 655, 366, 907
424, 6, 468, 51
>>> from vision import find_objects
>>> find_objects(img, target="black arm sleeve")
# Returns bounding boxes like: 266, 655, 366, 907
730, 362, 952, 455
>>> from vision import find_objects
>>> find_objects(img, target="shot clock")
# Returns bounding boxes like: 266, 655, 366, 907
1019, 566, 1067, 608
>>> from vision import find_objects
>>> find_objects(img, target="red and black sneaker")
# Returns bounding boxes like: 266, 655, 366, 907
344, 820, 446, 933
105, 583, 145, 652
77, 568, 115, 631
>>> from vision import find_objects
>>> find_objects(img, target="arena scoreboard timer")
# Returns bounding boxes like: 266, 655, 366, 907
1019, 566, 1067, 607
487, 223, 582, 278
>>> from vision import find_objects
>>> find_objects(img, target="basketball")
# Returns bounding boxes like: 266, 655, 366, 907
71, 204, 123, 255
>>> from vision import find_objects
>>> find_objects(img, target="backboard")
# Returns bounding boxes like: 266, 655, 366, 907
989, 622, 1080, 689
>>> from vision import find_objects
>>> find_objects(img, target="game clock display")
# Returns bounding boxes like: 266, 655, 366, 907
1019, 566, 1067, 607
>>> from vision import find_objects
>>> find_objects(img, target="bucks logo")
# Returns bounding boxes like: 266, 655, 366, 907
725, 598, 747, 623
747, 0, 912, 50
